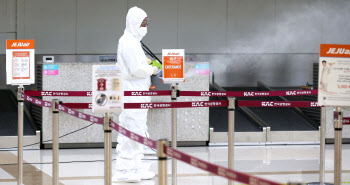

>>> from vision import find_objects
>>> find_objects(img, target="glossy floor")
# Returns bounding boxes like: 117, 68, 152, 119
0, 144, 349, 185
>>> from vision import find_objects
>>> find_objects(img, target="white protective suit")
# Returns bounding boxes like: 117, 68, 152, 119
115, 7, 154, 173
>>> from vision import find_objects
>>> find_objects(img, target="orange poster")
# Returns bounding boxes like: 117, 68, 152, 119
162, 49, 185, 83
163, 56, 183, 78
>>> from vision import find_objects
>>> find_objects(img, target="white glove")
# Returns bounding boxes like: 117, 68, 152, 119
147, 58, 152, 65
152, 66, 159, 75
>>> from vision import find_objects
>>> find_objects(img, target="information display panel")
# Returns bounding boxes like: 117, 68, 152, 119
162, 49, 185, 83
6, 40, 35, 85
318, 44, 350, 106
92, 65, 123, 113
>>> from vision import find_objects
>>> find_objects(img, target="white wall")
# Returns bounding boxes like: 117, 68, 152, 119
1, 0, 350, 54
24, 0, 77, 54
0, 0, 16, 54
76, 0, 127, 54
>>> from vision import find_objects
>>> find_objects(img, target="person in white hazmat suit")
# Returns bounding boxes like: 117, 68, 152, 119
113, 7, 159, 183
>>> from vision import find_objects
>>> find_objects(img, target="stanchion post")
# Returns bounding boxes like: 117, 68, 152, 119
17, 85, 24, 185
334, 107, 343, 185
320, 107, 326, 184
103, 113, 112, 185
158, 139, 168, 185
307, 108, 330, 185
228, 97, 235, 185
52, 99, 60, 185
171, 84, 178, 185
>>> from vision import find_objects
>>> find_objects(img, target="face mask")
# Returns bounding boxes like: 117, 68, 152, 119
138, 27, 147, 40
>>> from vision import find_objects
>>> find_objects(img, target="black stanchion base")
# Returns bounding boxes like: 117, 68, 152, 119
307, 182, 334, 185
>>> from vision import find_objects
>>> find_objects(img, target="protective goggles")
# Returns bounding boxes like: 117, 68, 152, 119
141, 17, 149, 27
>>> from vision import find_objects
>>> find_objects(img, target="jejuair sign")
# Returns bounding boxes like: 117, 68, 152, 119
326, 48, 350, 55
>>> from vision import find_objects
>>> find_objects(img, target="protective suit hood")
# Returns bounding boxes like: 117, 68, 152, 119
125, 7, 147, 41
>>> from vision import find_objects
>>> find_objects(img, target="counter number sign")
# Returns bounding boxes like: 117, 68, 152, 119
162, 49, 185, 83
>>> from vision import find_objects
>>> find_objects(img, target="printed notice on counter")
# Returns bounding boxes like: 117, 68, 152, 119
92, 65, 123, 113
318, 44, 350, 106
162, 49, 185, 83
6, 40, 35, 85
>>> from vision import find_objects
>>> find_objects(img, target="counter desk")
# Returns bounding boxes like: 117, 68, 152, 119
40, 55, 209, 147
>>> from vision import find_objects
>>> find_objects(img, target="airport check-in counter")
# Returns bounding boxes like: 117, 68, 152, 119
40, 55, 209, 147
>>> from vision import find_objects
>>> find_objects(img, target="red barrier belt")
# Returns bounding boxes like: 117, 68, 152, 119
25, 90, 92, 97
164, 145, 282, 185
36, 101, 229, 110
41, 101, 324, 109
124, 100, 228, 109
56, 104, 157, 150
24, 90, 171, 97
56, 104, 280, 184
57, 104, 103, 124
22, 94, 52, 107
62, 103, 92, 109
50, 103, 157, 148
238, 101, 322, 107
25, 90, 318, 97
343, 118, 350, 125
22, 92, 283, 185
110, 121, 157, 149
180, 90, 318, 97
124, 91, 171, 96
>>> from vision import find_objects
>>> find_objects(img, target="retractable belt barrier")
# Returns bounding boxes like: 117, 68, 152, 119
343, 118, 350, 125
24, 91, 93, 97
109, 120, 157, 150
124, 100, 228, 109
24, 89, 318, 97
57, 101, 229, 109
20, 89, 350, 185
60, 100, 322, 110
21, 93, 284, 185
22, 94, 52, 107
179, 89, 318, 97
24, 90, 170, 97
237, 101, 322, 107
124, 91, 171, 96
56, 104, 103, 125
61, 103, 92, 109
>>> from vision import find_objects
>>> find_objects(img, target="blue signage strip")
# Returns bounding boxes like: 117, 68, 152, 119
43, 64, 59, 70
195, 63, 209, 70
